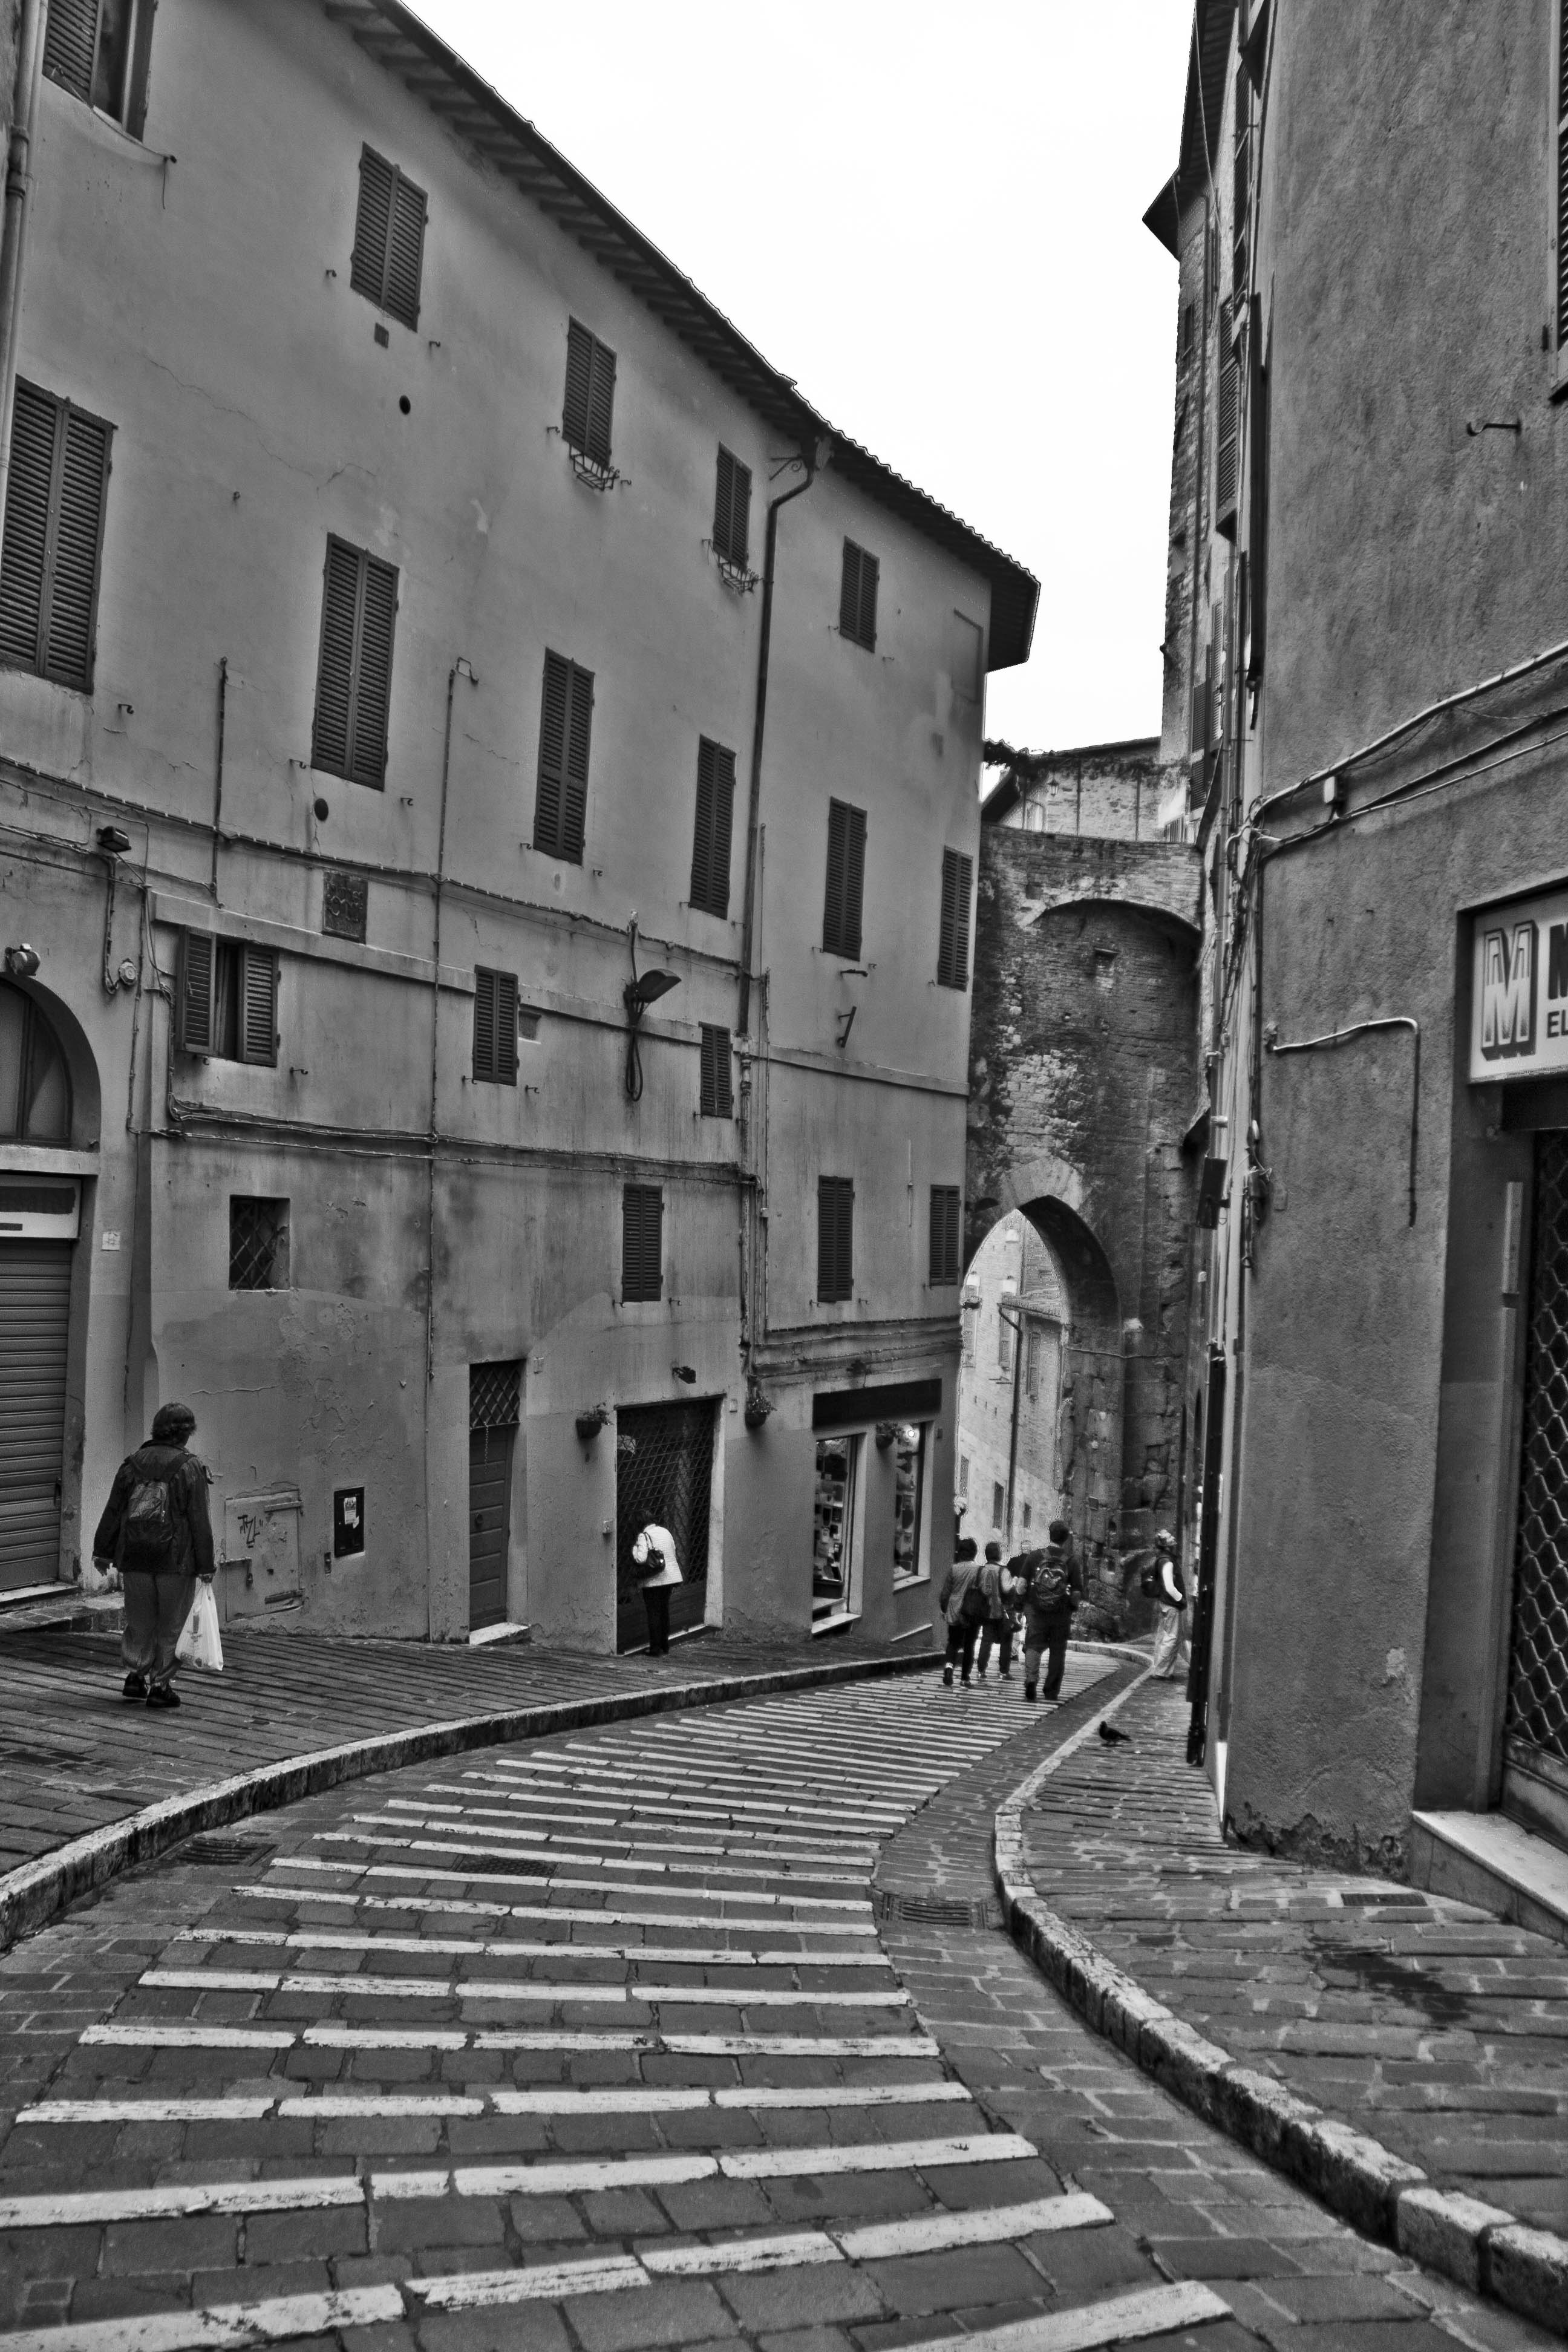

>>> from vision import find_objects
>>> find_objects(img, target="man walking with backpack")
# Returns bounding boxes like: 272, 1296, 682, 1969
1012, 1517, 1085, 1705
93, 1402, 215, 1709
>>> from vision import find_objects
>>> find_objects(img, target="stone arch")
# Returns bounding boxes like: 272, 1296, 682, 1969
0, 975, 101, 1148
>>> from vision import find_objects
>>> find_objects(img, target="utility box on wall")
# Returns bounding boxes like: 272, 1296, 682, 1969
219, 1487, 303, 1621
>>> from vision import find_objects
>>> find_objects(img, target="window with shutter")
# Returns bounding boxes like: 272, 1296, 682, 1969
311, 536, 398, 789
473, 967, 519, 1086
239, 948, 278, 1068
621, 1184, 664, 1303
0, 381, 112, 692
936, 849, 972, 990
176, 931, 215, 1056
822, 799, 867, 961
688, 737, 736, 918
533, 650, 593, 863
929, 1187, 961, 1285
1215, 300, 1240, 537
817, 1176, 854, 1304
1556, 1, 1568, 362
699, 1024, 733, 1119
350, 146, 427, 330
175, 932, 276, 1065
44, 0, 153, 134
1232, 67, 1251, 310
838, 540, 878, 650
562, 320, 617, 469
712, 447, 753, 568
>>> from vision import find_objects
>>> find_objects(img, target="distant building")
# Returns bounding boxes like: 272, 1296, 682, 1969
981, 739, 1169, 841
956, 1210, 1067, 1548
0, 0, 1036, 1648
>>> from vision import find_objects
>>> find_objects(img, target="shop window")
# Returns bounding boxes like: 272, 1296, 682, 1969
44, 0, 154, 137
175, 933, 278, 1066
229, 1197, 290, 1292
812, 1434, 862, 1625
891, 1421, 928, 1585
0, 981, 71, 1140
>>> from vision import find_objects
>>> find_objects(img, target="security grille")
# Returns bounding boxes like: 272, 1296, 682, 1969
470, 1361, 521, 1431
615, 1399, 713, 1651
1508, 1132, 1568, 1769
322, 871, 368, 942
229, 1198, 289, 1292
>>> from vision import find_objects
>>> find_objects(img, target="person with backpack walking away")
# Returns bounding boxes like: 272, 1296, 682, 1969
631, 1522, 682, 1656
937, 1536, 985, 1687
975, 1539, 1016, 1681
92, 1402, 215, 1708
1013, 1517, 1085, 1704
1149, 1528, 1189, 1679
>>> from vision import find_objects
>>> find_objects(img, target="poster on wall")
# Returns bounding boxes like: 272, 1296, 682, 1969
1469, 885, 1568, 1082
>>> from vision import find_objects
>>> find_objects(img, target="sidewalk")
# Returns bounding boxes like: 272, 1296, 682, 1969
996, 1674, 1568, 2331
0, 1614, 936, 1953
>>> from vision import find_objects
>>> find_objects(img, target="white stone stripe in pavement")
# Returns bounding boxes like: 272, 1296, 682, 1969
387, 1798, 883, 1861
82, 2020, 939, 2057
552, 1745, 941, 1798
358, 1809, 875, 1870
175, 1926, 892, 1965
462, 1771, 906, 1826
140, 1965, 911, 2007
0, 2206, 1195, 2352
275, 1854, 874, 1912
0, 2132, 1037, 2229
315, 1826, 869, 1888
471, 1760, 914, 1812
19, 2080, 972, 2126
240, 1878, 880, 1933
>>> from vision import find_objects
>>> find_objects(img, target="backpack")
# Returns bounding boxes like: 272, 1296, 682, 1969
121, 1464, 177, 1567
1028, 1547, 1072, 1610
958, 1571, 987, 1628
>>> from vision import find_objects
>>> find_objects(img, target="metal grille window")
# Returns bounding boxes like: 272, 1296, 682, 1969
822, 799, 866, 961
563, 320, 616, 467
699, 1025, 733, 1119
0, 381, 112, 693
229, 1198, 290, 1292
312, 537, 398, 789
350, 146, 427, 330
712, 446, 752, 567
688, 737, 736, 918
1508, 1133, 1568, 1772
817, 1175, 854, 1303
470, 1360, 522, 1431
322, 872, 368, 942
936, 849, 972, 990
929, 1186, 961, 1285
175, 933, 278, 1067
473, 967, 519, 1086
622, 1183, 664, 1303
838, 539, 879, 650
534, 650, 593, 863
44, 0, 152, 134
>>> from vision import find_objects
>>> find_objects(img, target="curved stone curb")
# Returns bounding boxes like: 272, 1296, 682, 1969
0, 1647, 938, 1957
991, 1686, 1568, 2336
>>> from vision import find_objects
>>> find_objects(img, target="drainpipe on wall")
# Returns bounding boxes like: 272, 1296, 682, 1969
0, 0, 47, 538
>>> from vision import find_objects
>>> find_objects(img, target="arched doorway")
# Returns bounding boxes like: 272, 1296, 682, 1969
0, 981, 79, 1590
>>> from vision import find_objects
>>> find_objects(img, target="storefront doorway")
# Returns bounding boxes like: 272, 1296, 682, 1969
0, 1181, 79, 1591
1504, 1131, 1568, 1843
468, 1361, 521, 1631
615, 1400, 713, 1652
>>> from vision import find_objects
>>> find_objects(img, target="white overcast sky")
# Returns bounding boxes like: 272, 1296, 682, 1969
420, 2, 1192, 759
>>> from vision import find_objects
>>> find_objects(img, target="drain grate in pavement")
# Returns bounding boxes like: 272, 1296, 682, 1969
179, 1834, 277, 1868
876, 1889, 1003, 1930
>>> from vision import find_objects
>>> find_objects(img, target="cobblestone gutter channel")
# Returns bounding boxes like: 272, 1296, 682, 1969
993, 1674, 1568, 2334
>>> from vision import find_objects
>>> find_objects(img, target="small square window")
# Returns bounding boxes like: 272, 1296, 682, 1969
322, 872, 368, 942
229, 1197, 290, 1292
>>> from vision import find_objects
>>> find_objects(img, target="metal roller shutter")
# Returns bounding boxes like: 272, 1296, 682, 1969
0, 1241, 71, 1589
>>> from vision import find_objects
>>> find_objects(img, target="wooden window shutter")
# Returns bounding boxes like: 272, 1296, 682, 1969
585, 341, 616, 468
473, 967, 495, 1081
473, 969, 518, 1085
1215, 301, 1240, 536
839, 541, 878, 649
312, 537, 359, 778
312, 538, 397, 789
1558, 0, 1568, 351
936, 849, 972, 989
622, 1184, 663, 1302
822, 800, 866, 959
817, 1177, 854, 1303
857, 549, 878, 648
0, 382, 111, 691
239, 949, 278, 1068
713, 446, 751, 565
534, 652, 592, 861
689, 737, 736, 918
496, 971, 518, 1084
1246, 345, 1270, 685
176, 930, 215, 1054
700, 1024, 733, 1119
929, 1187, 960, 1285
563, 321, 615, 465
350, 148, 426, 329
43, 0, 97, 100
350, 552, 397, 788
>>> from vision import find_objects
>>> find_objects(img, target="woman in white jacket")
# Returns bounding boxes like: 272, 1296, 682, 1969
1150, 1529, 1189, 1681
632, 1522, 682, 1656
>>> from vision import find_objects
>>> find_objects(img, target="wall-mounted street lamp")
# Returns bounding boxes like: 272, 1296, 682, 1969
4, 944, 39, 978
623, 918, 681, 1100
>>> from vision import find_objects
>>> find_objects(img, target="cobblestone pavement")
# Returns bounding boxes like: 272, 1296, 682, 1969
0, 1656, 1553, 2351
0, 1623, 929, 1879
1018, 1679, 1568, 2239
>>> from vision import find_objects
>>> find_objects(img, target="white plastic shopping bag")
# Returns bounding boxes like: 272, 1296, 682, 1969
177, 1582, 224, 1672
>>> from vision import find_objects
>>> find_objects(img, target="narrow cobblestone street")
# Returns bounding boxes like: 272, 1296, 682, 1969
0, 1662, 1557, 2352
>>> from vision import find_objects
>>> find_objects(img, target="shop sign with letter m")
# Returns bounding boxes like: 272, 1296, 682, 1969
1468, 889, 1568, 1080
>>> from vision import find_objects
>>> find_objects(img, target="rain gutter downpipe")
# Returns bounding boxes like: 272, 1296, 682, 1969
737, 437, 828, 1037
0, 0, 46, 536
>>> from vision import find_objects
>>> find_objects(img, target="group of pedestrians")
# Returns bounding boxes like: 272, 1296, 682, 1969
937, 1519, 1189, 1704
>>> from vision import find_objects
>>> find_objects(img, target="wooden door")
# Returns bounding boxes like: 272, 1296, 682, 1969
468, 1423, 514, 1631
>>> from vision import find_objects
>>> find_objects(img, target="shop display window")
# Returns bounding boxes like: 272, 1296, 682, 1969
812, 1435, 861, 1623
891, 1420, 928, 1585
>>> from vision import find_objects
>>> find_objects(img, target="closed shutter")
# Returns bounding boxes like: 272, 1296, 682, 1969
474, 967, 518, 1086
699, 1024, 733, 1119
312, 538, 359, 778
312, 538, 397, 789
713, 446, 751, 566
622, 1184, 664, 1302
585, 341, 616, 468
42, 0, 97, 100
177, 930, 215, 1054
689, 737, 736, 917
563, 321, 615, 465
1560, 0, 1568, 349
351, 552, 397, 787
239, 949, 277, 1068
0, 384, 111, 691
534, 651, 593, 861
351, 148, 426, 329
817, 1176, 854, 1303
474, 967, 495, 1080
1232, 68, 1251, 307
936, 848, 972, 989
0, 384, 54, 673
45, 408, 111, 689
839, 541, 879, 649
0, 1241, 72, 1589
822, 799, 866, 959
1215, 301, 1239, 535
929, 1186, 960, 1285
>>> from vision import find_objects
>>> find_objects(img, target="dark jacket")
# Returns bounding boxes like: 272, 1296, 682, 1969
94, 1442, 215, 1579
1010, 1539, 1086, 1621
